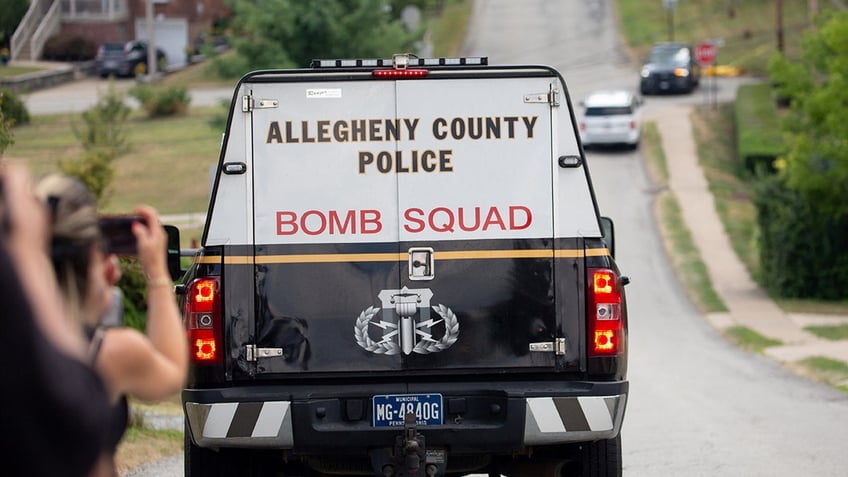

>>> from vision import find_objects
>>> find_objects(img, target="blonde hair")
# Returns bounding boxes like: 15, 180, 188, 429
35, 174, 101, 323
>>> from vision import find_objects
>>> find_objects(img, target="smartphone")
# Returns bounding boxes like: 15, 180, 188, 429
99, 215, 146, 255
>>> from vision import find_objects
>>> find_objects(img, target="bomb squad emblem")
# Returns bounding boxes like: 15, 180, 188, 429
354, 287, 459, 356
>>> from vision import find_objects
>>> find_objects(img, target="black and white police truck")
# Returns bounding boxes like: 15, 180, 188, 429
178, 54, 630, 477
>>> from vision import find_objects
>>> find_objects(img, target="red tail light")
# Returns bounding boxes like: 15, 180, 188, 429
629, 120, 637, 130
185, 277, 223, 365
587, 268, 624, 356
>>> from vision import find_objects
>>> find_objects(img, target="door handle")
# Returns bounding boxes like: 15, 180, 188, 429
408, 247, 434, 280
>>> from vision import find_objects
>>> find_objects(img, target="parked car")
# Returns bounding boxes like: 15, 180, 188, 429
639, 42, 700, 94
579, 90, 643, 149
95, 40, 167, 78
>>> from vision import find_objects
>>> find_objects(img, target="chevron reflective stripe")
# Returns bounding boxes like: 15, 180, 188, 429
186, 401, 294, 448
253, 401, 290, 437
524, 395, 626, 445
203, 402, 238, 438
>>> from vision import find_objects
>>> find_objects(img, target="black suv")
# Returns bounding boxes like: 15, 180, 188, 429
95, 40, 167, 78
639, 42, 700, 94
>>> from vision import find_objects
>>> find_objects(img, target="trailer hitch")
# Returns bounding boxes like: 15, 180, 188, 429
395, 412, 426, 476
369, 412, 447, 477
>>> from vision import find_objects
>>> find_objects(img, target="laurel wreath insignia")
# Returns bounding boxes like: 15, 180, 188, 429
412, 304, 459, 354
354, 304, 460, 355
354, 306, 399, 355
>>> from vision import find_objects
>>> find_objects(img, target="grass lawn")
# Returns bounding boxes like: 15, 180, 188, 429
615, 0, 826, 76
4, 105, 224, 216
0, 65, 45, 78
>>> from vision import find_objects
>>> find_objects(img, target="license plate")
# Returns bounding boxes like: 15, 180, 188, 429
372, 393, 443, 427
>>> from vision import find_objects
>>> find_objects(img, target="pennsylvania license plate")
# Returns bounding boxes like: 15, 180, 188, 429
372, 393, 443, 427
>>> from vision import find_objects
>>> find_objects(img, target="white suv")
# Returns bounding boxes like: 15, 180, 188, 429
579, 90, 643, 149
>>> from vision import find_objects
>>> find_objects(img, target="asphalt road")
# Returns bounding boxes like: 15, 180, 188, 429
59, 1, 848, 476
466, 1, 848, 476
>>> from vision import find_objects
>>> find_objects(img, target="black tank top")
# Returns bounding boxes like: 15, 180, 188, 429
87, 327, 130, 453
1, 245, 111, 477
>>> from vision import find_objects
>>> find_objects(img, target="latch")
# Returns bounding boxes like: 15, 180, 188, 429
242, 95, 279, 112
529, 338, 566, 355
408, 247, 434, 281
245, 344, 284, 362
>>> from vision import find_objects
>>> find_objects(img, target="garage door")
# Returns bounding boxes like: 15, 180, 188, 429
135, 17, 188, 69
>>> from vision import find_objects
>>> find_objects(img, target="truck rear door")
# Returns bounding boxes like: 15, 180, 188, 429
393, 76, 558, 371
245, 70, 568, 376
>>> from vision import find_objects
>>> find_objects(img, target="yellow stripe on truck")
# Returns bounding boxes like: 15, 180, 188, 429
195, 248, 610, 265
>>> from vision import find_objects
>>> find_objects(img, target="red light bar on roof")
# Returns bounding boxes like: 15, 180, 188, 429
373, 69, 429, 79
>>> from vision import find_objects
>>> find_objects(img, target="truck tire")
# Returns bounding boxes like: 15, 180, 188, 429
567, 435, 622, 477
184, 427, 283, 477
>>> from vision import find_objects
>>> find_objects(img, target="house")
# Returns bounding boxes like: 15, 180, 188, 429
11, 0, 230, 69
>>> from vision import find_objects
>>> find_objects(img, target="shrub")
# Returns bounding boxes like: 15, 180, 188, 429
129, 84, 191, 117
753, 175, 848, 300
0, 87, 30, 126
0, 106, 11, 154
118, 259, 148, 332
42, 32, 97, 61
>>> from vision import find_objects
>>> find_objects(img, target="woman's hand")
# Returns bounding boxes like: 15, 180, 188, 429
131, 205, 169, 283
2, 164, 49, 256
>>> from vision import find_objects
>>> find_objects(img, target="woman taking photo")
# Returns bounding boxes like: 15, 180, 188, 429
36, 173, 188, 476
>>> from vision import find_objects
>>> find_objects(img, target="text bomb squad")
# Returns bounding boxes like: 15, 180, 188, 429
276, 205, 534, 237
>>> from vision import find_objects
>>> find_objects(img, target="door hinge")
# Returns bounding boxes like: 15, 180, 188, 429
528, 338, 566, 355
242, 95, 279, 112
523, 86, 560, 107
245, 344, 284, 361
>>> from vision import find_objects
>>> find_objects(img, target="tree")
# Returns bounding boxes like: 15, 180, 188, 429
759, 10, 848, 299
60, 81, 131, 204
216, 0, 424, 76
0, 0, 27, 47
768, 10, 848, 219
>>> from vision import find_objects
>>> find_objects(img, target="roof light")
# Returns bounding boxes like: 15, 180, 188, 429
311, 56, 488, 70
393, 53, 411, 69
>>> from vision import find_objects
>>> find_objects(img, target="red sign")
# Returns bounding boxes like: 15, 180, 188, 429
695, 42, 717, 66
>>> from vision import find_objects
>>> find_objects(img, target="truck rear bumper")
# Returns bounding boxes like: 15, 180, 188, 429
184, 380, 627, 452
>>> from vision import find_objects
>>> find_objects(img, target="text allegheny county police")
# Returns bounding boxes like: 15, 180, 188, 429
265, 115, 539, 174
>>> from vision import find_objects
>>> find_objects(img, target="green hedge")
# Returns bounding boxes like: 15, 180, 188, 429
753, 175, 848, 299
734, 83, 785, 174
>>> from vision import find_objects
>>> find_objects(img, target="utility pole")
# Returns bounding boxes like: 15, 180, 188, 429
663, 0, 678, 42
776, 0, 785, 53
146, 0, 158, 81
